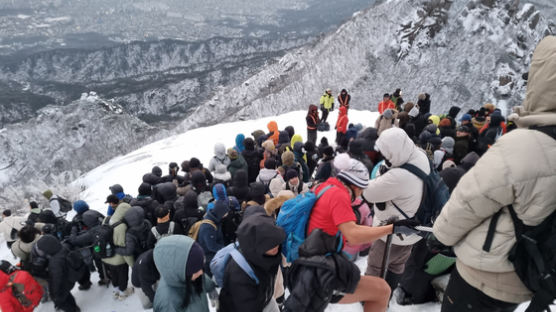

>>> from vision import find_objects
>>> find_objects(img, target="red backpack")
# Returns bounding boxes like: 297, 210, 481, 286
0, 270, 43, 312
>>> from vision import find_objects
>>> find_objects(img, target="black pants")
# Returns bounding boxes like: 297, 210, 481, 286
54, 291, 79, 312
106, 263, 128, 291
321, 108, 329, 123
441, 267, 518, 312
94, 257, 106, 280
307, 129, 317, 145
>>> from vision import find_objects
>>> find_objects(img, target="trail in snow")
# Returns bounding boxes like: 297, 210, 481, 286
0, 109, 544, 311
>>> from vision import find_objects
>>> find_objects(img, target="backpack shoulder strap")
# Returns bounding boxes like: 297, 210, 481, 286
151, 227, 161, 240
168, 222, 175, 235
201, 219, 217, 230
316, 185, 334, 199
391, 201, 410, 220
110, 220, 123, 229
482, 208, 504, 252
230, 249, 259, 285
400, 163, 428, 180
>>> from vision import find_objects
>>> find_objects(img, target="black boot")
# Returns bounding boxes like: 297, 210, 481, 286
385, 270, 403, 296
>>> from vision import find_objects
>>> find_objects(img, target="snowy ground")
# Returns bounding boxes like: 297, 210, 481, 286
1, 109, 545, 311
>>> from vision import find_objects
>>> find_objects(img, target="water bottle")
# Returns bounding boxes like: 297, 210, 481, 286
105, 243, 112, 257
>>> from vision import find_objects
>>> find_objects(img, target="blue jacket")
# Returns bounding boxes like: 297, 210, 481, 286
153, 236, 215, 312
197, 211, 225, 275
207, 184, 227, 211
234, 134, 246, 153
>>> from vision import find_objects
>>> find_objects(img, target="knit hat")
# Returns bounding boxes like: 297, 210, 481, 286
37, 235, 62, 256
281, 151, 295, 167
42, 190, 53, 200
138, 182, 152, 196
227, 148, 239, 160
109, 184, 124, 195
73, 200, 89, 214
460, 113, 472, 122
285, 169, 298, 181
441, 137, 455, 154
185, 242, 205, 278
335, 154, 369, 188
2, 209, 11, 217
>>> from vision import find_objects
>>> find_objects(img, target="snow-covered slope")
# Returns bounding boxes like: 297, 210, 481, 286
177, 0, 554, 132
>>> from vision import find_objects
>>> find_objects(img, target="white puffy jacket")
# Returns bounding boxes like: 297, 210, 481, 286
363, 128, 429, 246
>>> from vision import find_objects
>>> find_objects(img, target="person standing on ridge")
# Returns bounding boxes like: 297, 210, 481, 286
320, 88, 334, 123
306, 105, 319, 145
378, 93, 395, 114
338, 89, 351, 111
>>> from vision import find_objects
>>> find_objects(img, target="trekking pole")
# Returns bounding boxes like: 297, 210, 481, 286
380, 234, 393, 279
415, 225, 433, 233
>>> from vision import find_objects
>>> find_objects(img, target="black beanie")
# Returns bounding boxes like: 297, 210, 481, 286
264, 158, 276, 170
185, 242, 205, 278
37, 235, 62, 256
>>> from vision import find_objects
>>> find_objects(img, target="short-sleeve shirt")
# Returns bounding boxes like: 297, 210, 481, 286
307, 177, 356, 237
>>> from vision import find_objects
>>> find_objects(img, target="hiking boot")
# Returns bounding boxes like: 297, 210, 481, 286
98, 278, 110, 286
112, 290, 121, 300
78, 282, 92, 291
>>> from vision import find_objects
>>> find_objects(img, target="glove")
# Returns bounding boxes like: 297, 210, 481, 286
208, 288, 219, 309
426, 233, 455, 256
391, 219, 420, 236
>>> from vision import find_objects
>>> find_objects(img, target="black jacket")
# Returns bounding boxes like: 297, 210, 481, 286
146, 220, 184, 249
219, 213, 285, 312
242, 148, 261, 184
131, 249, 159, 303
284, 229, 361, 312
71, 209, 104, 237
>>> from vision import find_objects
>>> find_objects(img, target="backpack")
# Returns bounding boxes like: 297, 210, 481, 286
276, 185, 334, 263
397, 161, 450, 226
55, 217, 72, 240
210, 242, 259, 287
92, 218, 124, 259
178, 216, 202, 235
317, 122, 330, 132
151, 222, 176, 242
0, 270, 43, 312
127, 220, 151, 258
483, 205, 556, 312
50, 197, 72, 213
188, 219, 217, 241
263, 173, 279, 197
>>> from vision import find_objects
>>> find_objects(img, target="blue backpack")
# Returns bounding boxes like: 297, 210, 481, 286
399, 161, 450, 226
276, 185, 334, 263
210, 242, 259, 287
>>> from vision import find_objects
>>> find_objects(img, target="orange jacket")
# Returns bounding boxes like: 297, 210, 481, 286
267, 121, 279, 145
378, 99, 395, 114
336, 106, 349, 133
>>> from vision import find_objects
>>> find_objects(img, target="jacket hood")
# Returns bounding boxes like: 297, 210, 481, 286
235, 134, 246, 153
143, 173, 161, 186
284, 126, 295, 139
124, 206, 145, 227
290, 134, 303, 150
489, 114, 505, 128
293, 142, 304, 154
237, 213, 285, 271
214, 143, 227, 159
339, 106, 347, 116
348, 138, 366, 156
154, 182, 177, 203
212, 183, 228, 201
243, 137, 255, 151
459, 151, 480, 171
428, 115, 440, 126
232, 169, 249, 188
152, 166, 163, 177
375, 128, 417, 167
515, 36, 556, 127
207, 200, 229, 223
110, 202, 131, 224
183, 191, 199, 210
37, 235, 63, 256
267, 121, 278, 134
82, 210, 103, 228
448, 106, 461, 119
278, 131, 290, 145
154, 235, 194, 287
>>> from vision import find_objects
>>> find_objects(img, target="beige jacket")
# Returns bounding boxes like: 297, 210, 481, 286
433, 35, 556, 304
102, 202, 131, 266
11, 234, 41, 262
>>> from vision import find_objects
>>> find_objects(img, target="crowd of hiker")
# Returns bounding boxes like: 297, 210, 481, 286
1, 36, 555, 312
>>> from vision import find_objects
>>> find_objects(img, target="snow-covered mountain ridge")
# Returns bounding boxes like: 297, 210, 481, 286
177, 0, 554, 132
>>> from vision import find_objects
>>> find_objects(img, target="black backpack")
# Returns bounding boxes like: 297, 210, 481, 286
50, 197, 72, 213
92, 218, 124, 259
126, 220, 151, 258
